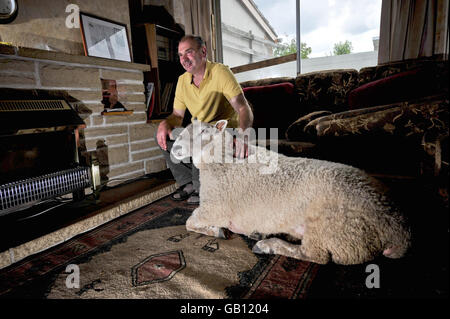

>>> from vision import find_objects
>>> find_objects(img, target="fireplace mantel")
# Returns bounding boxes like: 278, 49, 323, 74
0, 44, 150, 72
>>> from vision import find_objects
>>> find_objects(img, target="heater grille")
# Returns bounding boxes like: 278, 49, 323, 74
0, 100, 71, 112
0, 167, 91, 216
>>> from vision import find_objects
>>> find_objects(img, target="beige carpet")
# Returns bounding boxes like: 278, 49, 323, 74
47, 224, 258, 299
1, 198, 319, 299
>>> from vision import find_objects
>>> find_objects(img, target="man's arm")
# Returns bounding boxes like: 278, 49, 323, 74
229, 93, 254, 158
156, 108, 185, 150
229, 93, 253, 131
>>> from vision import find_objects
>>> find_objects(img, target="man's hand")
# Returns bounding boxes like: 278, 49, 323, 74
233, 131, 249, 159
157, 120, 171, 151
228, 93, 253, 159
156, 110, 185, 151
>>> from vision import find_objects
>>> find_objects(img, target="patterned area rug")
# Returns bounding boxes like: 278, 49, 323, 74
0, 196, 319, 299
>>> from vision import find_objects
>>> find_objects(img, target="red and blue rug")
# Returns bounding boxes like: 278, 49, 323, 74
0, 196, 319, 299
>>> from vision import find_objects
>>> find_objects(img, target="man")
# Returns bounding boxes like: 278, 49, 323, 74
156, 35, 253, 204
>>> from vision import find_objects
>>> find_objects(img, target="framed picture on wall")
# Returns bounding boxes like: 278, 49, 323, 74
79, 12, 131, 62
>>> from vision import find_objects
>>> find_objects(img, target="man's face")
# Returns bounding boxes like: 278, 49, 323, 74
178, 39, 206, 74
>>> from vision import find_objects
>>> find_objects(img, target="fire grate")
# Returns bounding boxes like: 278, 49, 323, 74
0, 99, 71, 112
0, 167, 91, 216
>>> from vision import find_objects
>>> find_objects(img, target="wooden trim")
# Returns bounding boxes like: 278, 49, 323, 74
144, 24, 159, 69
230, 53, 297, 74
101, 110, 134, 116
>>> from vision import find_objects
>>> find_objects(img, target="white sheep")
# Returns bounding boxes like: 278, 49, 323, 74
170, 119, 411, 265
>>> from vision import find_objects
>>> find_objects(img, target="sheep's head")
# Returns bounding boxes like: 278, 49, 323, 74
170, 119, 228, 167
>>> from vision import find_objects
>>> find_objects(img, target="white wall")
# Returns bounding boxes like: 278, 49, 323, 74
221, 0, 277, 68
221, 0, 267, 39
301, 51, 379, 74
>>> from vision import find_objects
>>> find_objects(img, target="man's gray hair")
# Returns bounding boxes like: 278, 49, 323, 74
180, 35, 206, 49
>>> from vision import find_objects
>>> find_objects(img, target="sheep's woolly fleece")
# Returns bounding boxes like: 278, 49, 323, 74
171, 120, 411, 265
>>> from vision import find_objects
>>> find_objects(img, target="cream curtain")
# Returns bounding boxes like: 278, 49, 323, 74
378, 0, 449, 64
179, 0, 215, 61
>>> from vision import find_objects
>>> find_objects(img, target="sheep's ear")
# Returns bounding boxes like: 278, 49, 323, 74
214, 120, 228, 132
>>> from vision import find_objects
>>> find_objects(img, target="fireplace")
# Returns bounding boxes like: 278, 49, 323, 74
0, 89, 97, 216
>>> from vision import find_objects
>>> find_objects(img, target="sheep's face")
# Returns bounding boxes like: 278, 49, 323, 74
170, 119, 228, 166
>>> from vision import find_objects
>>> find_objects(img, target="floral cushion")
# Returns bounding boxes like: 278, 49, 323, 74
240, 77, 295, 89
348, 68, 440, 109
358, 58, 449, 89
294, 69, 359, 114
307, 95, 448, 141
285, 110, 332, 141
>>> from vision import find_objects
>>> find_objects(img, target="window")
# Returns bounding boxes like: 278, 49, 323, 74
217, 0, 382, 82
219, 0, 296, 82
299, 0, 382, 73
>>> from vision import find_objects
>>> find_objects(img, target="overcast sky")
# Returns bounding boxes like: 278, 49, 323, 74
253, 0, 382, 57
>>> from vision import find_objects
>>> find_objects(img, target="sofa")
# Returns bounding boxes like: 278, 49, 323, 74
240, 57, 449, 195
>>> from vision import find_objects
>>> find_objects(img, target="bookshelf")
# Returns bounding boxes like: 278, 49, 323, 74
132, 22, 184, 121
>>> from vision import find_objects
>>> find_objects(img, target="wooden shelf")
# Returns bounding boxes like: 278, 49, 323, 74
101, 110, 134, 116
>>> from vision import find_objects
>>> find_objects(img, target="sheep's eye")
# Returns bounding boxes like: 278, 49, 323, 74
201, 128, 215, 140
198, 128, 206, 137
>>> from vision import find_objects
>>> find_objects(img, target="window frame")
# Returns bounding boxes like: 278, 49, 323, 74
214, 0, 301, 75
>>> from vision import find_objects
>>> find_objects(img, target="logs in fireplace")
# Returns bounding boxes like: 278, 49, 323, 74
0, 89, 97, 216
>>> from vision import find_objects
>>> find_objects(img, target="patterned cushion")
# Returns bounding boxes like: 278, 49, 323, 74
285, 110, 332, 141
294, 69, 359, 114
240, 77, 295, 89
358, 58, 449, 88
309, 95, 449, 140
349, 68, 444, 109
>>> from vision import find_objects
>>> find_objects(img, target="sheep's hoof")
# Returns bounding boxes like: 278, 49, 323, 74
218, 228, 232, 239
252, 241, 274, 255
252, 245, 264, 254
249, 232, 266, 241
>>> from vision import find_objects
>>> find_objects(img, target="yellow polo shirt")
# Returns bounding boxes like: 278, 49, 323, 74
173, 60, 242, 128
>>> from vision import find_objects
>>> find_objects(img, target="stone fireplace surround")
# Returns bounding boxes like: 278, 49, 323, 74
0, 44, 176, 269
0, 43, 168, 180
